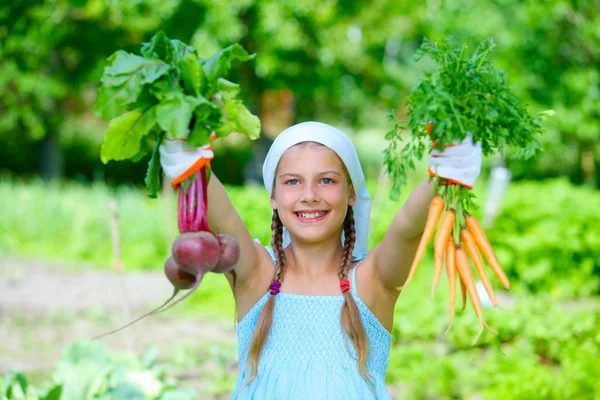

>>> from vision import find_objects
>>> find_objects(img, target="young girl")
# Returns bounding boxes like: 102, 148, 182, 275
204, 121, 481, 399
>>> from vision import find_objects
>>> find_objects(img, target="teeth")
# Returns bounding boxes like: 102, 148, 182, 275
298, 212, 325, 219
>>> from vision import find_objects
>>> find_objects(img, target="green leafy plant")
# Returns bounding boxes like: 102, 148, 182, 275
387, 289, 600, 400
384, 37, 553, 198
0, 341, 198, 400
487, 179, 600, 298
94, 30, 260, 198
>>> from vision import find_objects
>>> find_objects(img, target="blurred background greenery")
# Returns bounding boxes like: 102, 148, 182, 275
1, 0, 599, 399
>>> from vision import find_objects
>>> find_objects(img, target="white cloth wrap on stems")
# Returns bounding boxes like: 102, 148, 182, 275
428, 133, 483, 188
159, 133, 215, 187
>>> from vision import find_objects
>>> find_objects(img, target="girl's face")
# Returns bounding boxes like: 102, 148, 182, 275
270, 142, 356, 244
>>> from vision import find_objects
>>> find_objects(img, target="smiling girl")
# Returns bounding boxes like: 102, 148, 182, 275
204, 121, 481, 399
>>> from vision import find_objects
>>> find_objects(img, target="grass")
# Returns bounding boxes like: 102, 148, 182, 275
0, 161, 444, 270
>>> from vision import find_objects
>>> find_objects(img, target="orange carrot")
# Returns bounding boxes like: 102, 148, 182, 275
431, 209, 455, 298
460, 229, 497, 306
445, 239, 456, 334
399, 195, 444, 290
455, 246, 498, 345
459, 272, 467, 311
465, 214, 510, 290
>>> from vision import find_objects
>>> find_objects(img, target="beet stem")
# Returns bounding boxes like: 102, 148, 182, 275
180, 186, 188, 233
178, 187, 185, 233
195, 169, 205, 231
201, 167, 209, 231
193, 171, 199, 231
187, 176, 196, 232
193, 167, 208, 231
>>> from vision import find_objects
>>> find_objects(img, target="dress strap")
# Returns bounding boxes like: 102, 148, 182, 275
266, 246, 277, 264
268, 247, 278, 278
350, 259, 365, 297
252, 238, 278, 278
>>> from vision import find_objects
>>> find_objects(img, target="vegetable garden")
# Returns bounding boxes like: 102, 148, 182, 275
2, 0, 599, 398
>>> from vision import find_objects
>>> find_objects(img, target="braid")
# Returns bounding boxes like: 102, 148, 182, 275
271, 210, 287, 282
245, 210, 287, 387
339, 205, 373, 385
340, 206, 356, 280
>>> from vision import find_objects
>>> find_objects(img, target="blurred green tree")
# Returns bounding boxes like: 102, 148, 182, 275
390, 0, 599, 186
0, 0, 167, 180
504, 0, 599, 187
1, 0, 598, 185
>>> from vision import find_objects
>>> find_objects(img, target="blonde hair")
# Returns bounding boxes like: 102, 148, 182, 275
243, 206, 372, 386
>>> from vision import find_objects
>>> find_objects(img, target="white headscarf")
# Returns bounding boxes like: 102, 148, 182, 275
262, 121, 371, 260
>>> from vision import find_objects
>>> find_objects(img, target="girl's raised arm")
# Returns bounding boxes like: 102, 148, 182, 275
206, 173, 263, 288
373, 179, 437, 291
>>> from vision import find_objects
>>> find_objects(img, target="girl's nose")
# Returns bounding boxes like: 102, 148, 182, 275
300, 183, 319, 203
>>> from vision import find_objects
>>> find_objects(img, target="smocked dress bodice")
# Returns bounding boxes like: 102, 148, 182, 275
232, 257, 392, 399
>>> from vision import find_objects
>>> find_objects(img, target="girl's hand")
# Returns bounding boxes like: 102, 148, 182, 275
159, 133, 216, 188
428, 134, 482, 189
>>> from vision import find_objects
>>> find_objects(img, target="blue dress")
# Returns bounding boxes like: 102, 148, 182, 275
232, 250, 392, 399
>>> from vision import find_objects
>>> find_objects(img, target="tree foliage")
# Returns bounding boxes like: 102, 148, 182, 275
1, 0, 598, 184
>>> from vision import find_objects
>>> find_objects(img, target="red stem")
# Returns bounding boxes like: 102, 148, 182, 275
187, 178, 196, 232
200, 167, 209, 231
177, 167, 210, 233
177, 187, 184, 233
179, 187, 188, 233
194, 171, 202, 230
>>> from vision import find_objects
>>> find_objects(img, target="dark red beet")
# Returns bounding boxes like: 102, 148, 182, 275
94, 168, 215, 340
172, 231, 219, 275
164, 256, 196, 290
212, 234, 240, 273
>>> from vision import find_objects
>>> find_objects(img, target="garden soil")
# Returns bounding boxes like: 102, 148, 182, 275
0, 255, 237, 398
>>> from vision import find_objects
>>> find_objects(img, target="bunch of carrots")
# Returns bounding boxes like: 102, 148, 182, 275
384, 38, 552, 344
399, 123, 512, 344
401, 187, 510, 345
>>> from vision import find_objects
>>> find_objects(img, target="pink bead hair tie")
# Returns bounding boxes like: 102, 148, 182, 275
270, 281, 281, 295
340, 279, 351, 293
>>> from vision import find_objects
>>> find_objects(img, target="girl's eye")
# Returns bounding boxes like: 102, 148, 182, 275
285, 179, 299, 186
322, 178, 334, 184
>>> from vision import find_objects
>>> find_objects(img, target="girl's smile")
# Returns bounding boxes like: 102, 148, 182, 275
294, 209, 329, 222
